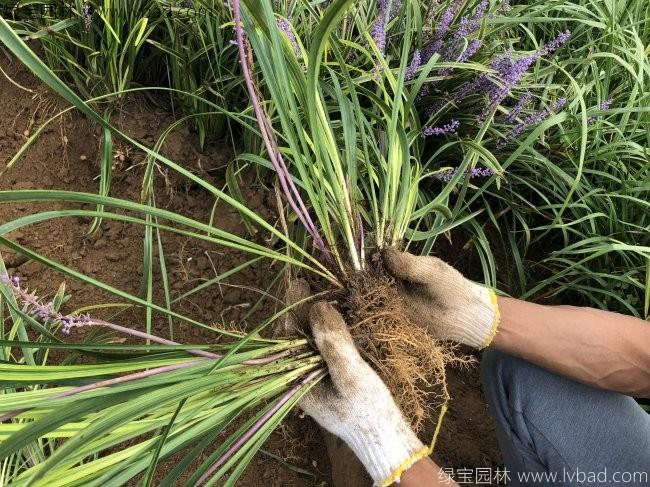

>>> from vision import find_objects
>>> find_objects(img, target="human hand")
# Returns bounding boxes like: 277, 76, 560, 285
284, 281, 429, 487
382, 248, 500, 349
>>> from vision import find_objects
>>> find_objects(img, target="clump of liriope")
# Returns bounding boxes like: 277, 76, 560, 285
232, 0, 483, 430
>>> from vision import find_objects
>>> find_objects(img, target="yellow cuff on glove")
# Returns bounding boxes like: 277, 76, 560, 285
377, 445, 430, 487
479, 289, 501, 349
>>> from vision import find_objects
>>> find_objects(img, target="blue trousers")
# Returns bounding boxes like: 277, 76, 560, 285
481, 350, 650, 486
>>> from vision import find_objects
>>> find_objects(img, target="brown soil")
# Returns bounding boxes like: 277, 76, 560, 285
0, 52, 502, 485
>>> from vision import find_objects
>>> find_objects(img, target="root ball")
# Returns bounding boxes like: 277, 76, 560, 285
343, 269, 473, 431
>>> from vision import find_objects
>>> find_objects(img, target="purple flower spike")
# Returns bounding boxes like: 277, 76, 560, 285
423, 98, 447, 118
277, 18, 300, 56
500, 97, 567, 145
490, 48, 514, 76
423, 119, 460, 137
372, 0, 388, 53
437, 38, 482, 77
587, 96, 613, 125
405, 49, 422, 80
422, 39, 444, 63
503, 91, 533, 124
479, 55, 536, 120
471, 167, 495, 178
436, 0, 463, 40
453, 0, 488, 40
435, 166, 495, 182
457, 39, 482, 63
82, 4, 92, 31
478, 31, 571, 121
371, 0, 404, 54
454, 72, 491, 102
599, 97, 614, 110
539, 30, 572, 57
0, 273, 91, 332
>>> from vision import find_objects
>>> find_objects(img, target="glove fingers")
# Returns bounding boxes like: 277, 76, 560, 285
286, 278, 311, 318
383, 247, 458, 287
277, 278, 311, 337
382, 248, 434, 285
299, 381, 338, 419
309, 301, 367, 391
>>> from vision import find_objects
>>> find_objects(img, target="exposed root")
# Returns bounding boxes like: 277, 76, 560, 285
278, 263, 475, 432
342, 270, 473, 432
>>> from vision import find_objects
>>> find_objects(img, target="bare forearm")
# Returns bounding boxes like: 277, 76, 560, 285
397, 458, 459, 487
491, 297, 650, 397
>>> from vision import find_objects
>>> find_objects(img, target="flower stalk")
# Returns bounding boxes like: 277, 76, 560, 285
0, 273, 301, 365
196, 368, 324, 485
230, 0, 328, 256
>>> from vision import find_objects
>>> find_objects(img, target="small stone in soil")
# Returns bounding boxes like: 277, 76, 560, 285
106, 252, 121, 262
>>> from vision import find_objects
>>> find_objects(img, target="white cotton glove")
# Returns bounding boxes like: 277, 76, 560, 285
382, 248, 500, 349
303, 302, 429, 486
283, 279, 428, 487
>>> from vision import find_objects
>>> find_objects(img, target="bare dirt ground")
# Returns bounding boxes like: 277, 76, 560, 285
0, 52, 502, 486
